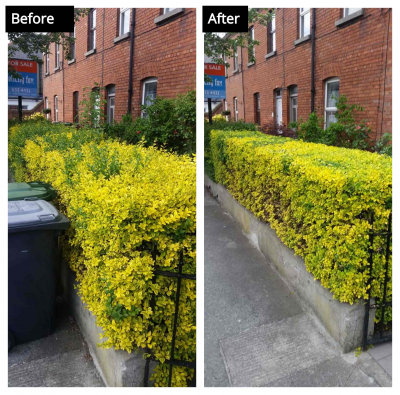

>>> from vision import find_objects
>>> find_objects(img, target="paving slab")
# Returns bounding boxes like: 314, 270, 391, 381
219, 313, 339, 387
8, 298, 104, 387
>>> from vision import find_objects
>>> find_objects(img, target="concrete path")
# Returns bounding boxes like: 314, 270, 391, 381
204, 188, 392, 387
8, 298, 104, 387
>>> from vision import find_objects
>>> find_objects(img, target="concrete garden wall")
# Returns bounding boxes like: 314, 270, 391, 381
205, 175, 375, 353
60, 260, 154, 387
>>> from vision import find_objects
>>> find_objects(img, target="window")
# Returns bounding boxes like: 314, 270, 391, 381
73, 91, 79, 123
92, 87, 100, 127
275, 89, 282, 125
269, 11, 276, 53
299, 8, 311, 38
55, 43, 60, 69
233, 48, 238, 71
289, 86, 298, 123
234, 97, 238, 122
343, 8, 362, 17
248, 26, 255, 63
119, 8, 130, 35
45, 97, 49, 120
88, 9, 96, 51
45, 52, 49, 74
254, 93, 261, 125
107, 85, 115, 124
69, 25, 75, 60
164, 8, 176, 13
54, 95, 58, 122
141, 78, 157, 117
325, 78, 339, 128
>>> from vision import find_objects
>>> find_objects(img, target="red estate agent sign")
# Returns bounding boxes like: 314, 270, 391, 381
204, 63, 226, 100
8, 58, 39, 98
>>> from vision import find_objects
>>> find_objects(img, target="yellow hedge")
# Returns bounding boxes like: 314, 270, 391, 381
210, 130, 392, 309
11, 124, 196, 387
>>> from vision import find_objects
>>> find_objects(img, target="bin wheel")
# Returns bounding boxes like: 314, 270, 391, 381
8, 331, 15, 352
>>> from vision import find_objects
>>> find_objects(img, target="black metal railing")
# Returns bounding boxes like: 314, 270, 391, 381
143, 242, 196, 387
363, 212, 392, 351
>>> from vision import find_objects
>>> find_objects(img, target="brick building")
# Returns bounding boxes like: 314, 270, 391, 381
43, 8, 196, 124
224, 8, 392, 140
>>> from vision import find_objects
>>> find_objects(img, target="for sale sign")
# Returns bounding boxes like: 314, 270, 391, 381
8, 59, 39, 98
204, 63, 226, 100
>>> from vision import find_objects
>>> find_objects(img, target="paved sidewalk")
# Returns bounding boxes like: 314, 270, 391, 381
368, 342, 392, 378
8, 298, 104, 387
204, 188, 392, 387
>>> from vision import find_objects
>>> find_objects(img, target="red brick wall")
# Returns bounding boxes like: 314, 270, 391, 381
225, 8, 392, 140
43, 8, 196, 123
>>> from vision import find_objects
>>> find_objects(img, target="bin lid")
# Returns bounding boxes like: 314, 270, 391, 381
8, 200, 63, 229
8, 182, 57, 201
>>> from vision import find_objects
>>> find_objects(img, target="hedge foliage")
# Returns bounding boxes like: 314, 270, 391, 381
210, 130, 392, 315
9, 122, 196, 386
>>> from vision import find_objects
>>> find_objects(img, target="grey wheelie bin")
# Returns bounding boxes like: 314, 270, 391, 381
8, 199, 69, 350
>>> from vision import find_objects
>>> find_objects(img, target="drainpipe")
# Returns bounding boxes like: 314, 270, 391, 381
240, 46, 246, 121
127, 8, 136, 114
311, 8, 316, 113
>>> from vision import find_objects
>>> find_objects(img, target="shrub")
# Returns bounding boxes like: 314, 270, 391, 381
297, 96, 376, 151
212, 114, 226, 122
260, 121, 297, 138
204, 120, 258, 180
372, 133, 392, 157
104, 90, 196, 155
10, 123, 196, 387
210, 130, 392, 309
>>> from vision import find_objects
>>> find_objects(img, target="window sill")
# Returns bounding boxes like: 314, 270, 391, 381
232, 69, 240, 75
45, 72, 49, 76
294, 34, 310, 46
53, 67, 60, 72
85, 48, 96, 57
154, 8, 184, 24
67, 59, 75, 65
247, 62, 255, 68
265, 51, 277, 59
113, 31, 130, 44
335, 9, 364, 27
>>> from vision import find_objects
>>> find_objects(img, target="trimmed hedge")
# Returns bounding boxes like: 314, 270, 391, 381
9, 122, 196, 387
210, 130, 392, 313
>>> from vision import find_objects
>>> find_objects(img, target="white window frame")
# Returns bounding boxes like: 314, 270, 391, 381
55, 43, 60, 69
234, 97, 238, 122
89, 9, 96, 50
45, 52, 49, 74
249, 26, 255, 63
299, 8, 311, 38
270, 12, 276, 53
141, 78, 158, 117
233, 48, 238, 71
164, 8, 176, 14
107, 85, 116, 124
324, 78, 340, 129
343, 8, 362, 17
54, 95, 58, 122
289, 86, 298, 124
275, 89, 282, 125
69, 26, 76, 60
119, 8, 130, 36
45, 97, 49, 120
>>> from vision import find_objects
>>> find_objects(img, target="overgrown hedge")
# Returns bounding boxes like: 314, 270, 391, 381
9, 121, 196, 387
210, 130, 392, 320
